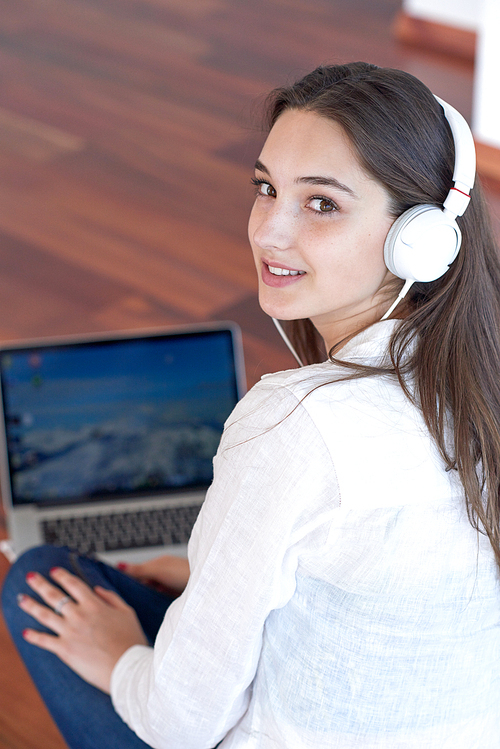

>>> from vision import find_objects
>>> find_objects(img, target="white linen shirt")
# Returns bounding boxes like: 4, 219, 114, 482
111, 320, 500, 748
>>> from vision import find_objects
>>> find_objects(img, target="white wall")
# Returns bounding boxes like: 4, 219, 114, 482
403, 0, 481, 32
473, 0, 500, 148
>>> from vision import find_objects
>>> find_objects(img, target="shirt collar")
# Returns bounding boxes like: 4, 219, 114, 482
335, 319, 402, 364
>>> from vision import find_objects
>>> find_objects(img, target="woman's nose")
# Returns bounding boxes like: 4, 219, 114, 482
250, 201, 295, 252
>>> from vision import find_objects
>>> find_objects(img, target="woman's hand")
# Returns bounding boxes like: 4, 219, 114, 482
118, 555, 190, 597
18, 568, 148, 694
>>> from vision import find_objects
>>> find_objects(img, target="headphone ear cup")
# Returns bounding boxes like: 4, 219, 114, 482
384, 205, 462, 282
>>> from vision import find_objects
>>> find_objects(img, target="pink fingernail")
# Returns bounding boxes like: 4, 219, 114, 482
49, 567, 60, 575
117, 562, 128, 571
25, 572, 36, 581
22, 629, 30, 638
17, 593, 26, 605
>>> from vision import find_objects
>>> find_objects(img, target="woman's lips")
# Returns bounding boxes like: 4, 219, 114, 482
261, 261, 306, 288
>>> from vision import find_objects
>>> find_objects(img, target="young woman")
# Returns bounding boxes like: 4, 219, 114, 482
3, 62, 500, 749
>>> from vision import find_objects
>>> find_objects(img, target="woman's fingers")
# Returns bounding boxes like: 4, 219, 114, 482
21, 626, 61, 652
117, 555, 190, 593
24, 567, 91, 610
118, 560, 147, 579
48, 567, 97, 605
93, 585, 131, 611
17, 592, 66, 635
20, 568, 123, 635
19, 568, 90, 636
24, 570, 78, 612
23, 569, 132, 626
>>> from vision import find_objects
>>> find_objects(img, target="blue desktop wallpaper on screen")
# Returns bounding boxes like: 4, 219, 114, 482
2, 334, 237, 504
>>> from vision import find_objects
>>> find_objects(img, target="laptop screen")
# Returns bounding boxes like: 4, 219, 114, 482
0, 327, 244, 507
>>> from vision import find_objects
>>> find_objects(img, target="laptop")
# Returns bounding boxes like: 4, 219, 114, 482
0, 322, 245, 564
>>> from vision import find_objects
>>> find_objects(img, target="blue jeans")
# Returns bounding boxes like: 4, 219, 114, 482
1, 545, 175, 749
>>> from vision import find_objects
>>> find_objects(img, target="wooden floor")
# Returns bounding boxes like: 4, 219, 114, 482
0, 1, 499, 747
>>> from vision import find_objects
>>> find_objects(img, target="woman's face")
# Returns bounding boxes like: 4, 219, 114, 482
248, 109, 397, 350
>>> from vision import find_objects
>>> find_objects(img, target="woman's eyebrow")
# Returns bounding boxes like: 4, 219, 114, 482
297, 175, 358, 199
254, 159, 270, 175
254, 160, 358, 199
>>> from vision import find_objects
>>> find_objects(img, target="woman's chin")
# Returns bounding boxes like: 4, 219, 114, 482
259, 306, 297, 322
258, 294, 299, 322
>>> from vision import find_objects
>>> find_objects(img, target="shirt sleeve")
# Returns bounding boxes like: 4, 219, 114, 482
110, 379, 340, 749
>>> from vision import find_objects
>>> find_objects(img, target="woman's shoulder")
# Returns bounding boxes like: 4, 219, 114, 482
225, 320, 407, 433
234, 361, 338, 418
260, 360, 337, 390
219, 363, 332, 447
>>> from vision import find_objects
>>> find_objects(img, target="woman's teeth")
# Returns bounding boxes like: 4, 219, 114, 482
268, 265, 305, 276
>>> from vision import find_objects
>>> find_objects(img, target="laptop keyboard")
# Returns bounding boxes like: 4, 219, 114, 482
41, 504, 201, 555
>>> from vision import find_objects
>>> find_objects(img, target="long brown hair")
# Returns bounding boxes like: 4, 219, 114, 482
265, 63, 500, 569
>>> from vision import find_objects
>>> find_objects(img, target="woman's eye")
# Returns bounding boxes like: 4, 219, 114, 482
251, 178, 276, 198
310, 197, 337, 213
262, 183, 276, 198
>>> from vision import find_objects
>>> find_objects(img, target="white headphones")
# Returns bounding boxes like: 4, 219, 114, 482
273, 94, 477, 364
381, 95, 476, 319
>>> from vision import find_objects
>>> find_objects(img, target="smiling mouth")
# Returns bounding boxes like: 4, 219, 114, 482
267, 264, 306, 277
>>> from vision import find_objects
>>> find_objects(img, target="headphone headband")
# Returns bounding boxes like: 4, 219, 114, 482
434, 96, 476, 195
434, 96, 476, 217
381, 94, 476, 320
